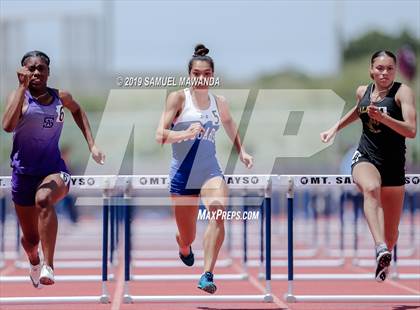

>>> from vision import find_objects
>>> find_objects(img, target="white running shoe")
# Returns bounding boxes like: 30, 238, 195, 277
39, 265, 55, 286
29, 262, 42, 288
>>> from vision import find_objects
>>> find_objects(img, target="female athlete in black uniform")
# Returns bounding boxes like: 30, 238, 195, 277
321, 50, 417, 281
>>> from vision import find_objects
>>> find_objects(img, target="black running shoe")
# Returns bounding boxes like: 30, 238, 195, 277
179, 246, 194, 266
375, 248, 391, 282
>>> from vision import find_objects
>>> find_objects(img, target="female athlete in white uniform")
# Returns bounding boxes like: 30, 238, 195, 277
156, 44, 253, 294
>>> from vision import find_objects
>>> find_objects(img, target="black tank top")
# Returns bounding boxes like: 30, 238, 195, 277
357, 82, 406, 166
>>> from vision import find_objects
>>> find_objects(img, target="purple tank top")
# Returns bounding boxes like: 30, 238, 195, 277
10, 88, 67, 175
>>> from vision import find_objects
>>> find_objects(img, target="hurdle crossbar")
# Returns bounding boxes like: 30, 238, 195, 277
132, 258, 232, 268
15, 260, 108, 269
328, 248, 416, 258
3, 250, 104, 260
247, 258, 344, 267
231, 248, 318, 258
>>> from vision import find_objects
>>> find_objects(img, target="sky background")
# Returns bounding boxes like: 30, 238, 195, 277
1, 0, 419, 80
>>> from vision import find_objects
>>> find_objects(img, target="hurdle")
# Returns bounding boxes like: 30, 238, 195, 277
0, 175, 117, 304
127, 175, 261, 281
129, 189, 263, 269
323, 193, 416, 260
280, 174, 420, 303
248, 186, 341, 269
122, 174, 273, 303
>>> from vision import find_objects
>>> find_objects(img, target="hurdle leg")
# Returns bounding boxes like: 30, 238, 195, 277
324, 192, 331, 249
116, 197, 122, 248
110, 203, 115, 265
123, 201, 132, 303
339, 191, 345, 257
409, 194, 415, 246
264, 182, 273, 302
312, 194, 318, 248
391, 244, 398, 278
285, 177, 296, 302
259, 197, 264, 278
16, 219, 21, 257
100, 195, 110, 303
352, 195, 359, 262
0, 196, 5, 264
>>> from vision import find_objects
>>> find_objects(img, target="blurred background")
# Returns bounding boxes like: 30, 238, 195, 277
1, 0, 419, 176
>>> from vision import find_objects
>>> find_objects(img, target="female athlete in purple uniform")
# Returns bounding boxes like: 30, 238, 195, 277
2, 51, 105, 287
321, 50, 417, 282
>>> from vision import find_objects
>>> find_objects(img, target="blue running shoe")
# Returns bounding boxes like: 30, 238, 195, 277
198, 272, 217, 294
179, 246, 194, 266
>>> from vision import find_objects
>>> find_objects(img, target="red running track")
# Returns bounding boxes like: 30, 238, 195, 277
1, 249, 419, 310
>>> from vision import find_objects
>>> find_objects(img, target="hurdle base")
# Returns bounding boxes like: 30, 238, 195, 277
125, 294, 273, 303
0, 296, 107, 305
286, 295, 420, 302
284, 294, 297, 303
123, 294, 133, 304
263, 294, 273, 302
99, 294, 110, 304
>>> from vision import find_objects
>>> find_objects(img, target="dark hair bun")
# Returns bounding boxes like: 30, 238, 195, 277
194, 44, 209, 57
